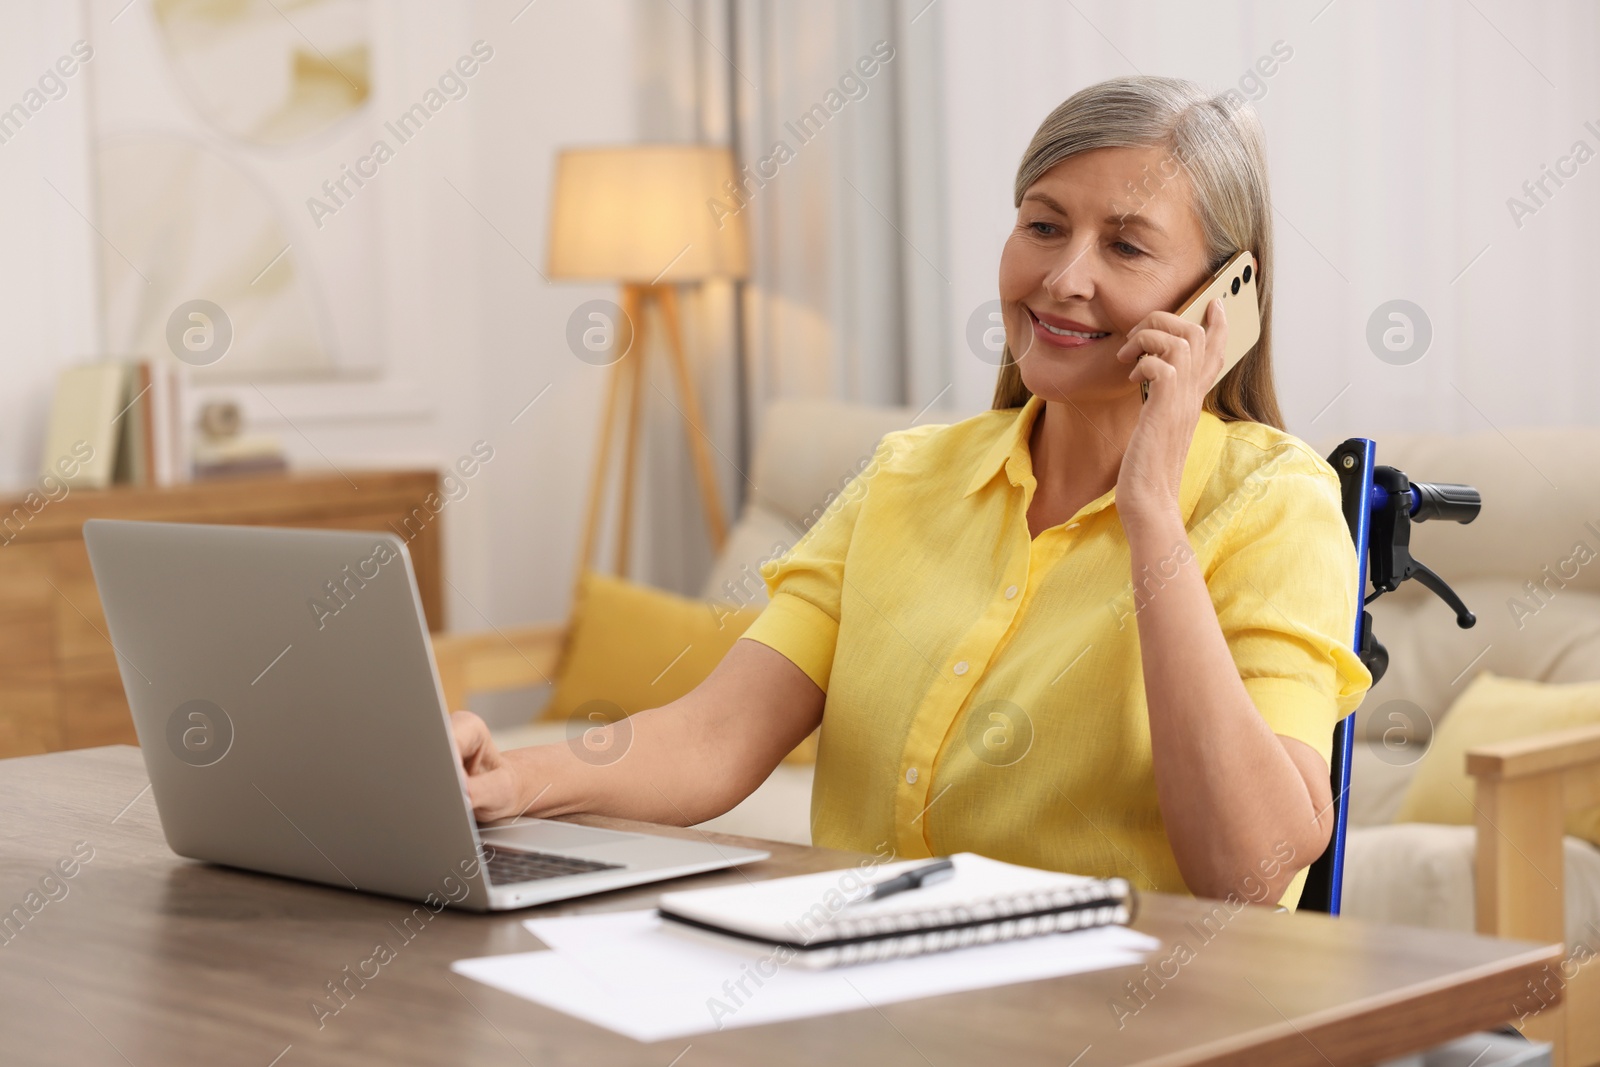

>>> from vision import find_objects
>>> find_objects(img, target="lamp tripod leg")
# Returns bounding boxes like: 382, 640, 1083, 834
656, 285, 729, 552
615, 286, 648, 577
572, 287, 641, 607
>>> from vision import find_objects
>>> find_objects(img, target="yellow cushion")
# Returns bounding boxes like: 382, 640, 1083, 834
543, 570, 818, 763
1395, 671, 1600, 845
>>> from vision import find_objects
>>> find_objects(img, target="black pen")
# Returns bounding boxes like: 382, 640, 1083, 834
849, 858, 956, 904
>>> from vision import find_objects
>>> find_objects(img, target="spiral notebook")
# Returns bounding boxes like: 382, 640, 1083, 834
656, 852, 1136, 969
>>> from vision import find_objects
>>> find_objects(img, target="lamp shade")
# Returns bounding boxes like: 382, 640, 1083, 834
546, 145, 749, 283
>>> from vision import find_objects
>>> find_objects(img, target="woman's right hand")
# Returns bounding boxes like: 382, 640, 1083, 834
446, 641, 823, 828
450, 710, 533, 822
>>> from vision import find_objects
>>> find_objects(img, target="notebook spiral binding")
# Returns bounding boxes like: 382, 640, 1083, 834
809, 877, 1137, 968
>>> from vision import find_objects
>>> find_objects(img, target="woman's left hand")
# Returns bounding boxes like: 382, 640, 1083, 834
1113, 297, 1227, 528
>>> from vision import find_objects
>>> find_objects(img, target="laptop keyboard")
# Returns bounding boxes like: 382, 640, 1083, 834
485, 846, 624, 885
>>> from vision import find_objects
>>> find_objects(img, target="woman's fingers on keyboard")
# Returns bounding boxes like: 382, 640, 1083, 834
450, 710, 498, 774
470, 767, 522, 823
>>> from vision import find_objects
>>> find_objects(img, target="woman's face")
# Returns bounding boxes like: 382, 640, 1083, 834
998, 145, 1214, 406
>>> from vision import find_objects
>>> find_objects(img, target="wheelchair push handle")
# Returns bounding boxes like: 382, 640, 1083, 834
1407, 481, 1481, 525
1369, 480, 1481, 525
1303, 439, 1486, 917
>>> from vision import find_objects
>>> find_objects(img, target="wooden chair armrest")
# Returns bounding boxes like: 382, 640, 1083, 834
1465, 722, 1600, 1063
432, 623, 569, 714
1466, 723, 1600, 782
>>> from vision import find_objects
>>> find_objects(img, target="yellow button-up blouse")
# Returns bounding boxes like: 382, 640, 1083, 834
740, 393, 1373, 909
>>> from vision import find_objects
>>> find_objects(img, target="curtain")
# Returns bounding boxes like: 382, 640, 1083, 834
628, 0, 951, 595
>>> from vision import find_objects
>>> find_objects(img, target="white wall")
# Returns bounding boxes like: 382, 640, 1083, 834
0, 0, 640, 649
934, 0, 1600, 446
0, 2, 99, 491
461, 0, 641, 633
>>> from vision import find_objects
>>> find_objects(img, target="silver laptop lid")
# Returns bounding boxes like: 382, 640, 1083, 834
84, 519, 495, 910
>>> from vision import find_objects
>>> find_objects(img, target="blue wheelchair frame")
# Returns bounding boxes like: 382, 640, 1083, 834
1298, 438, 1481, 914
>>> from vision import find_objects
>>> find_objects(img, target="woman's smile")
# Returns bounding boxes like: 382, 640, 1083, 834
1027, 307, 1112, 349
998, 144, 1220, 402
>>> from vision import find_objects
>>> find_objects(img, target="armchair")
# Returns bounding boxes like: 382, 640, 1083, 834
1467, 724, 1600, 1062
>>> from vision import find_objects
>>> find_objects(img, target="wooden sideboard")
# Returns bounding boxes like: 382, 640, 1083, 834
0, 470, 442, 760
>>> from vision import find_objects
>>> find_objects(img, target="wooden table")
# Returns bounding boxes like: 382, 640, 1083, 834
0, 748, 1562, 1066
0, 471, 442, 760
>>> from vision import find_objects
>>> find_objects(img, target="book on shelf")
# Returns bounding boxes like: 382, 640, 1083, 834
43, 358, 196, 490
40, 363, 128, 489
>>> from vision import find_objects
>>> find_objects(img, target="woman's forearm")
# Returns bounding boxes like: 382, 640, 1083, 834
498, 698, 760, 826
496, 639, 821, 826
1122, 509, 1331, 901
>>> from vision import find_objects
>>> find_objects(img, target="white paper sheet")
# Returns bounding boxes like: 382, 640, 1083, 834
450, 909, 1158, 1043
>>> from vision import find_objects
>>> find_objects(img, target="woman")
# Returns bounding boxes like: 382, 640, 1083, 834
452, 76, 1372, 910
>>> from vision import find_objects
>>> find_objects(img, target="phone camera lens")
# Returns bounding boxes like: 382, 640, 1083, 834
1242, 264, 1252, 284
1230, 277, 1241, 296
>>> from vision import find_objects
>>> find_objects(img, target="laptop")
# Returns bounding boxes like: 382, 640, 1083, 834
83, 519, 768, 911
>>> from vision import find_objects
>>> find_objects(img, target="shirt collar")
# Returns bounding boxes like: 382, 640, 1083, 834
962, 392, 1227, 525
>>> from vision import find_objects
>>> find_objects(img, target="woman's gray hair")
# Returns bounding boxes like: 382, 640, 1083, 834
992, 76, 1282, 429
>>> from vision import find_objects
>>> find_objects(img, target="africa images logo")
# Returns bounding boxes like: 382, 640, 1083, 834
166, 699, 234, 767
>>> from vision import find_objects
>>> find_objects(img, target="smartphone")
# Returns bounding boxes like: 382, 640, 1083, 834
1139, 249, 1261, 402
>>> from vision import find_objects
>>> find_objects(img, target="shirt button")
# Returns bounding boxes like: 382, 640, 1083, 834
906, 767, 918, 784
953, 661, 969, 676
1004, 585, 1018, 600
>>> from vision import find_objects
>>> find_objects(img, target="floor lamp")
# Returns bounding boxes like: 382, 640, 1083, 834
546, 145, 749, 598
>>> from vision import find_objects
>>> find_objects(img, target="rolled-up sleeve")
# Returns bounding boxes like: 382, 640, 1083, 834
1205, 450, 1374, 767
739, 434, 897, 692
